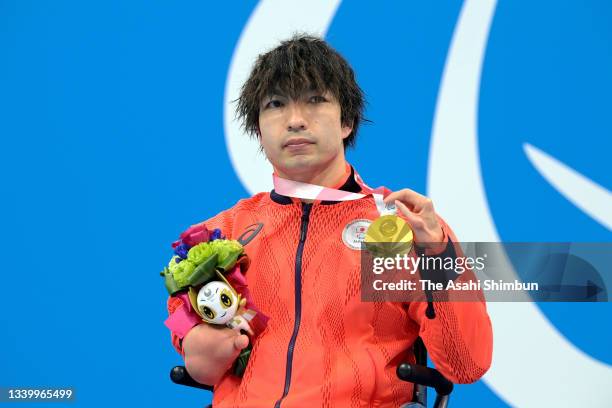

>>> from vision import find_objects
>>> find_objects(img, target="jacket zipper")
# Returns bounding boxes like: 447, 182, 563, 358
273, 202, 312, 408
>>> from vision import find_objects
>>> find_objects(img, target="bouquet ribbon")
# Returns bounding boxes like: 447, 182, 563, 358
164, 292, 202, 339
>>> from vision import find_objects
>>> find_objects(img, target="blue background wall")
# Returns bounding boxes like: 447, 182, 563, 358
1, 1, 610, 406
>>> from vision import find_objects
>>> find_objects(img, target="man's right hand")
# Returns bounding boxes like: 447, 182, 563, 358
182, 323, 250, 386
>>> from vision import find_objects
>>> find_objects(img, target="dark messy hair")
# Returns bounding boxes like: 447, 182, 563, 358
236, 34, 367, 149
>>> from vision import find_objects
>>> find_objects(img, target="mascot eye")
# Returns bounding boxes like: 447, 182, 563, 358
202, 306, 215, 320
220, 289, 233, 308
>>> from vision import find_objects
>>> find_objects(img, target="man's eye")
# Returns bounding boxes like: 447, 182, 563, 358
309, 95, 327, 103
264, 100, 283, 109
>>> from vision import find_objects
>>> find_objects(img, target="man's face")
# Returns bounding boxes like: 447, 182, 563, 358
257, 89, 352, 175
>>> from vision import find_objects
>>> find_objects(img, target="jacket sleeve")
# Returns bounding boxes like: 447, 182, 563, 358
165, 208, 237, 357
407, 216, 493, 384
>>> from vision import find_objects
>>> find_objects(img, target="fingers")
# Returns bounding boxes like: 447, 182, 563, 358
394, 200, 425, 230
395, 200, 444, 243
233, 334, 250, 351
384, 189, 429, 212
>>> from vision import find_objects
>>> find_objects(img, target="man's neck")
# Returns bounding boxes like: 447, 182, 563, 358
274, 158, 350, 203
275, 159, 349, 188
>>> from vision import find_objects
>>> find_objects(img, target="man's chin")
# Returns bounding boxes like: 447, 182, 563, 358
274, 156, 318, 173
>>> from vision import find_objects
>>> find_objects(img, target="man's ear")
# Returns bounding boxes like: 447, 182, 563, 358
341, 122, 353, 140
255, 124, 265, 153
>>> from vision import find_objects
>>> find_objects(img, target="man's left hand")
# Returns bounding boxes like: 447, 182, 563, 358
383, 189, 444, 246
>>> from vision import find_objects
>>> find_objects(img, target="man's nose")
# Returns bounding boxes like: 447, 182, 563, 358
286, 103, 307, 132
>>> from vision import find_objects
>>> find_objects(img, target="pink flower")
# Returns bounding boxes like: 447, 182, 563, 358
172, 223, 210, 249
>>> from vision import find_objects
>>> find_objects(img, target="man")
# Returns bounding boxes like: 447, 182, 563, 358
166, 34, 493, 407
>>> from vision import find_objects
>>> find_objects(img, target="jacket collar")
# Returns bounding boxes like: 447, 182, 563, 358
270, 166, 362, 205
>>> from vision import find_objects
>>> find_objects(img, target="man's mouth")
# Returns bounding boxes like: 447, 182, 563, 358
284, 137, 315, 148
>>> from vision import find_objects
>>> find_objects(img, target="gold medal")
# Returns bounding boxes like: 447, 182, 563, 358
365, 215, 413, 256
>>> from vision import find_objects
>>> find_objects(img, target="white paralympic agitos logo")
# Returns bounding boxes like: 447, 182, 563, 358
223, 0, 612, 406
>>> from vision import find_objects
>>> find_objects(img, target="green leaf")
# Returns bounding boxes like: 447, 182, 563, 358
217, 249, 242, 271
233, 345, 252, 377
187, 253, 219, 287
161, 267, 181, 295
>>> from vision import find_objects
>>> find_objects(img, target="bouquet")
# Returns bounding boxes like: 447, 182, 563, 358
161, 223, 267, 376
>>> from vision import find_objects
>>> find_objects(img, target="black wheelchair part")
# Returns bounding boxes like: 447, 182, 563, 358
170, 337, 453, 408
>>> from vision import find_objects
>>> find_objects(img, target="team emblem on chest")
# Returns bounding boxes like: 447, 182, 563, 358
342, 219, 372, 250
